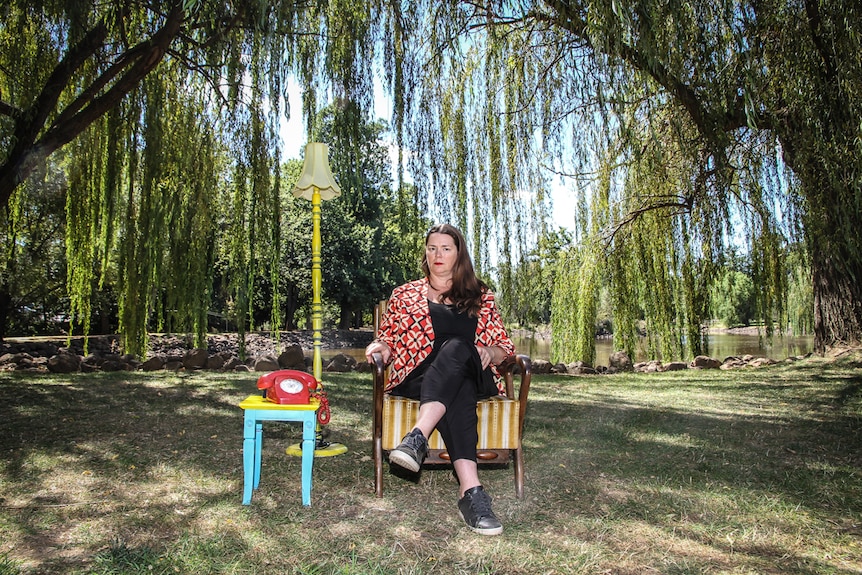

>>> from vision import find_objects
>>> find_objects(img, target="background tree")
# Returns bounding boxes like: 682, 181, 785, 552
498, 226, 571, 328
0, 164, 67, 338
379, 180, 433, 298
310, 102, 413, 328
315, 102, 388, 328
711, 270, 756, 329
275, 159, 312, 331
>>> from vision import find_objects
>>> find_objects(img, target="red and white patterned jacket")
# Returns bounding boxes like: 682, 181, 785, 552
375, 278, 516, 394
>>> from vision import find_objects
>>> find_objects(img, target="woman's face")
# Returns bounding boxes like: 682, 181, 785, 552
426, 232, 458, 277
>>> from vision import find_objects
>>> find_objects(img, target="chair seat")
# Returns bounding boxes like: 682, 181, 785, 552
382, 395, 521, 451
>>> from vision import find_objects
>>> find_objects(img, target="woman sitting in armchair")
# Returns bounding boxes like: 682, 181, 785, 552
365, 223, 515, 536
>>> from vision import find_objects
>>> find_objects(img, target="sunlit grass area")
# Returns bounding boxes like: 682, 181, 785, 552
0, 353, 860, 574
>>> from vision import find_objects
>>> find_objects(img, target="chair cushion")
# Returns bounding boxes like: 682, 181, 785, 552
382, 395, 520, 450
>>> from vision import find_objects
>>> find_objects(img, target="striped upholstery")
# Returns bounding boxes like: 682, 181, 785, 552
382, 395, 520, 450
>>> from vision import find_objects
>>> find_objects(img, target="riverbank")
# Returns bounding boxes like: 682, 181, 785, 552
0, 330, 378, 374
0, 327, 835, 377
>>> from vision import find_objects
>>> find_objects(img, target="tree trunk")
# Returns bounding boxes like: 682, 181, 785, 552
0, 283, 11, 341
809, 238, 862, 352
338, 304, 352, 330
778, 92, 862, 352
283, 285, 300, 331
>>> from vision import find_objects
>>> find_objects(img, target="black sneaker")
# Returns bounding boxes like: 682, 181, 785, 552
388, 428, 428, 472
458, 485, 503, 536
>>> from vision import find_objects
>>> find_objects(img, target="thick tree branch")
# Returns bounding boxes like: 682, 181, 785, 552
0, 21, 108, 192
804, 0, 838, 83
536, 1, 755, 142
604, 195, 692, 245
0, 6, 185, 207
41, 6, 185, 153
48, 40, 151, 132
22, 22, 110, 146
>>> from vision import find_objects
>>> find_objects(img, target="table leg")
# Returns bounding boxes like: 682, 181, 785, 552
242, 413, 257, 505
253, 422, 263, 489
300, 416, 316, 506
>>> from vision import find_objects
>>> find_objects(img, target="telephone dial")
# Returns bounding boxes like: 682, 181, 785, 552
256, 369, 330, 424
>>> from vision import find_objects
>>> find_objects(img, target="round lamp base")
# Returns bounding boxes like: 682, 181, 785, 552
286, 442, 348, 457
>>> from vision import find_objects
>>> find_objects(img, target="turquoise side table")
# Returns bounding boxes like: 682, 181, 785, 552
239, 395, 320, 506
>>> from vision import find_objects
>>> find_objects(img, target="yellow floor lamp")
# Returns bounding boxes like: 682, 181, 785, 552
287, 142, 347, 457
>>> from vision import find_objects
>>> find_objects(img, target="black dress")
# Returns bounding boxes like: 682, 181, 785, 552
395, 300, 496, 398
388, 300, 499, 462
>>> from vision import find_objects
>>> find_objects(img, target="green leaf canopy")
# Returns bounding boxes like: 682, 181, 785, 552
2, 1, 860, 359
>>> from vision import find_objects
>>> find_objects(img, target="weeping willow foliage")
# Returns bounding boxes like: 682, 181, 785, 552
2, 1, 395, 356
5, 0, 860, 359
548, 95, 788, 363
550, 154, 609, 366
389, 5, 556, 278
611, 124, 715, 362
393, 2, 810, 362
551, 246, 599, 365
65, 127, 103, 346
112, 70, 220, 355
786, 247, 814, 336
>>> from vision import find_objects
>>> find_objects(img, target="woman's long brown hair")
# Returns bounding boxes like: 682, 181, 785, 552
421, 224, 488, 317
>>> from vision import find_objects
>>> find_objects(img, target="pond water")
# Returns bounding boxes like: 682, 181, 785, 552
512, 332, 814, 366
325, 332, 814, 366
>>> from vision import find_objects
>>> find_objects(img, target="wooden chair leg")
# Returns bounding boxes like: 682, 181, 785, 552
374, 437, 384, 497
513, 446, 525, 499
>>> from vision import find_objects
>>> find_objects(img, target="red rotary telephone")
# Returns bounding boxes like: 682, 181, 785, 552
256, 369, 331, 425
257, 369, 317, 404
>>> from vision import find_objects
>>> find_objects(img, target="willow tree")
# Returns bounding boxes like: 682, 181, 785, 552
0, 1, 390, 354
384, 1, 859, 359
5, 0, 860, 360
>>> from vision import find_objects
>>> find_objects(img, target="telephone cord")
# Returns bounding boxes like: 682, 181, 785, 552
314, 390, 331, 425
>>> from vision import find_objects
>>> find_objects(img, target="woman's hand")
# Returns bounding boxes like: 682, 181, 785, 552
365, 340, 392, 365
476, 345, 501, 369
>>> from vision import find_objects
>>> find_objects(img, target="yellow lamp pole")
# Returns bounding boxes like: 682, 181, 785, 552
289, 143, 347, 457
310, 186, 324, 381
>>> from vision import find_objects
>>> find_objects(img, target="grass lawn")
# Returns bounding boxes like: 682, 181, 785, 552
0, 353, 860, 574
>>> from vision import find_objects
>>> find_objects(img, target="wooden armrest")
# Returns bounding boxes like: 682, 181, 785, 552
500, 354, 532, 435
371, 352, 386, 444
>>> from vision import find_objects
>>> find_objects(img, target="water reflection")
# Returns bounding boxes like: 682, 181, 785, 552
512, 333, 814, 366
325, 333, 814, 366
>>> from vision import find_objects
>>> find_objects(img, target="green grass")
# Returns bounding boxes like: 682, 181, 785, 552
0, 353, 860, 574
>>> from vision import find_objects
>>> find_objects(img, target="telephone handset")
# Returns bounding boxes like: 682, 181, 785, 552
257, 369, 318, 405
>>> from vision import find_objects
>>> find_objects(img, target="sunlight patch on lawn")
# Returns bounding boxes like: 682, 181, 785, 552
174, 404, 236, 417
628, 430, 702, 448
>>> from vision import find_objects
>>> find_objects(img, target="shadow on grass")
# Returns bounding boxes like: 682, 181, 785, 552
0, 370, 267, 573
0, 361, 860, 574
0, 371, 253, 477
525, 367, 860, 499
